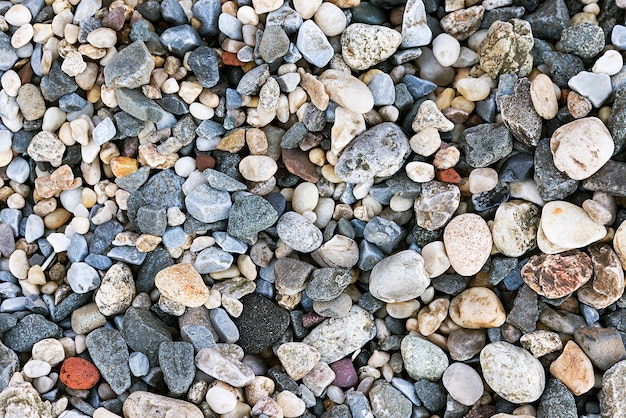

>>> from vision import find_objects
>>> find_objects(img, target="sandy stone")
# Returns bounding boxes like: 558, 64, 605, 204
95, 263, 136, 316
443, 213, 492, 276
276, 342, 321, 380
239, 155, 278, 181
550, 117, 614, 180
478, 19, 534, 78
417, 298, 450, 336
577, 243, 625, 309
123, 391, 203, 418
600, 360, 626, 417
319, 69, 374, 114
35, 165, 75, 199
412, 100, 454, 133
549, 340, 595, 395
530, 73, 558, 119
341, 24, 402, 71
520, 330, 563, 358
154, 264, 210, 308
449, 287, 506, 329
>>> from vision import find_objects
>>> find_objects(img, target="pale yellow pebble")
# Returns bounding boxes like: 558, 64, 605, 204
456, 77, 491, 101
87, 28, 117, 48
178, 80, 203, 103
27, 265, 46, 285
406, 161, 435, 183
598, 106, 611, 123
199, 89, 220, 107
436, 88, 455, 110
309, 148, 326, 166
469, 167, 499, 194
389, 194, 414, 212
209, 265, 240, 280
410, 127, 441, 157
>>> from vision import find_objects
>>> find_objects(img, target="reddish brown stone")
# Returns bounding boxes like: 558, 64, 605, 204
330, 358, 358, 388
222, 52, 243, 67
298, 133, 323, 152
442, 107, 469, 123
436, 168, 462, 184
521, 250, 593, 299
281, 147, 320, 183
465, 405, 497, 418
196, 154, 215, 171
18, 61, 32, 84
302, 311, 326, 328
102, 7, 127, 30
59, 357, 100, 390
35, 165, 74, 199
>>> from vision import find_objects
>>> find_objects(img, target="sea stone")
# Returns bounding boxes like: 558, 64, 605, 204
369, 250, 430, 303
414, 181, 461, 230
276, 343, 321, 381
154, 264, 210, 308
401, 0, 432, 48
550, 117, 614, 180
449, 287, 506, 329
123, 391, 203, 418
334, 122, 410, 183
104, 41, 154, 89
478, 19, 534, 78
480, 342, 545, 403
491, 200, 539, 257
574, 326, 626, 371
521, 250, 593, 299
577, 244, 625, 309
195, 347, 255, 387
341, 24, 402, 71
443, 213, 492, 276
539, 201, 606, 251
549, 340, 595, 395
319, 69, 374, 114
601, 360, 626, 417
303, 305, 376, 363
500, 78, 542, 147
401, 334, 449, 381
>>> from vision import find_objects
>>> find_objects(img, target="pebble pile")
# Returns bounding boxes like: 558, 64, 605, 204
2, 0, 626, 416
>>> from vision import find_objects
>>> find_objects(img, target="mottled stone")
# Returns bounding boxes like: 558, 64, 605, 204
401, 334, 449, 381
449, 287, 506, 329
521, 250, 593, 299
500, 78, 542, 147
578, 244, 625, 309
414, 181, 460, 230
443, 213, 492, 276
492, 200, 539, 257
341, 24, 402, 70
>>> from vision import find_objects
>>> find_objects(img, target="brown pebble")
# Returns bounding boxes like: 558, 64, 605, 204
217, 128, 246, 153
567, 90, 592, 119
281, 148, 320, 183
44, 208, 72, 229
122, 137, 139, 157
196, 154, 215, 171
35, 165, 75, 199
441, 107, 469, 123
109, 157, 139, 178
101, 7, 126, 30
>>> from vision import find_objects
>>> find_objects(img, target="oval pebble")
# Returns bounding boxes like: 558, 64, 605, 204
443, 213, 492, 276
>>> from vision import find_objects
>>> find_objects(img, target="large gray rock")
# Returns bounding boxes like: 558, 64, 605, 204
104, 41, 155, 88
86, 328, 132, 395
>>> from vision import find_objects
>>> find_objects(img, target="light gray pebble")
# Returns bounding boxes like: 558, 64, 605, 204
194, 246, 233, 274
209, 307, 240, 343
66, 262, 101, 293
24, 214, 44, 244
6, 157, 30, 184
129, 351, 150, 377
213, 231, 248, 254
296, 20, 334, 68
185, 184, 232, 223
107, 246, 147, 265
277, 211, 323, 253
92, 117, 116, 146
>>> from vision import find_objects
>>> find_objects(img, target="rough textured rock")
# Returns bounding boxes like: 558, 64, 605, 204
368, 250, 430, 303
478, 19, 534, 78
521, 250, 593, 299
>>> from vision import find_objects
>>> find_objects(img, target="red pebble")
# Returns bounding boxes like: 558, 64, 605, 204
59, 357, 100, 390
436, 168, 462, 184
330, 358, 358, 388
222, 51, 243, 66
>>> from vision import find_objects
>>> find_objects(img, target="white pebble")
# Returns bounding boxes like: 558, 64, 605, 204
174, 156, 197, 177
5, 4, 32, 26
592, 50, 623, 76
314, 3, 346, 37
432, 33, 460, 67
469, 168, 498, 193
237, 6, 259, 25
390, 195, 414, 212
205, 384, 237, 414
87, 28, 117, 48
1, 70, 21, 97
275, 391, 306, 418
189, 102, 214, 120
293, 0, 322, 18
406, 161, 435, 183
11, 24, 34, 48
23, 359, 52, 378
421, 241, 451, 278
47, 233, 71, 252
34, 376, 55, 394
70, 217, 90, 234
410, 127, 441, 157
42, 107, 67, 132
456, 77, 491, 101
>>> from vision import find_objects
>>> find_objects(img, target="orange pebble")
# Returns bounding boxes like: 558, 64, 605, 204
59, 357, 100, 390
435, 168, 462, 184
109, 156, 139, 178
222, 51, 243, 66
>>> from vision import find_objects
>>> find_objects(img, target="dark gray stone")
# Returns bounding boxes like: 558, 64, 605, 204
232, 293, 290, 353
525, 0, 570, 40
203, 169, 246, 192
608, 83, 626, 155
506, 284, 538, 333
123, 307, 172, 365
159, 25, 203, 57
86, 328, 132, 395
259, 26, 290, 63
560, 22, 604, 59
537, 378, 577, 418
0, 341, 19, 392
583, 160, 626, 197
0, 32, 18, 71
3, 314, 62, 352
161, 0, 188, 24
237, 64, 270, 95
158, 341, 195, 396
104, 41, 154, 89
363, 216, 404, 255
500, 78, 542, 147
459, 123, 513, 168
431, 274, 466, 296
193, 0, 220, 36
534, 138, 578, 201
40, 60, 78, 101
498, 152, 534, 182
542, 51, 585, 88
227, 194, 278, 241
187, 46, 220, 88
115, 88, 176, 129
414, 379, 447, 412
136, 204, 167, 235
306, 268, 352, 302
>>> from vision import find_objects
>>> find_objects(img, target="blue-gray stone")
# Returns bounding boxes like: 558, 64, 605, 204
122, 307, 172, 366
392, 377, 421, 406
209, 307, 239, 343
104, 41, 155, 90
225, 88, 243, 110
0, 32, 18, 71
159, 25, 203, 57
213, 231, 248, 254
129, 20, 151, 42
471, 182, 510, 211
402, 75, 437, 100
296, 20, 333, 68
107, 246, 147, 265
3, 313, 62, 352
0, 208, 22, 237
431, 274, 466, 296
203, 168, 246, 192
284, 42, 303, 63
187, 46, 220, 88
499, 153, 534, 183
258, 25, 291, 64
129, 351, 150, 377
158, 341, 195, 396
115, 166, 150, 192
6, 157, 30, 184
115, 88, 176, 129
266, 4, 303, 34
180, 324, 217, 352
161, 226, 188, 249
281, 122, 308, 149
0, 341, 19, 392
369, 184, 394, 205
218, 12, 243, 40
534, 138, 578, 201
196, 119, 225, 138
613, 25, 626, 50
391, 48, 423, 65
58, 93, 89, 112
67, 262, 100, 293
137, 169, 185, 210
358, 292, 385, 313
137, 247, 173, 294
0, 297, 26, 313
542, 51, 585, 88
525, 0, 570, 41
255, 278, 275, 299
50, 291, 91, 322
368, 73, 396, 106
0, 282, 19, 299
24, 214, 44, 243
227, 194, 278, 241
0, 313, 17, 333
458, 123, 513, 168
237, 64, 270, 95
259, 261, 276, 283
306, 268, 351, 302
414, 379, 446, 412
352, 2, 387, 24
394, 83, 414, 113
581, 304, 600, 326
84, 254, 112, 270
346, 391, 374, 418
67, 233, 88, 263
39, 60, 78, 101
185, 184, 232, 223
277, 73, 301, 93
92, 117, 116, 146
476, 94, 496, 123
114, 112, 144, 138
363, 216, 404, 255
161, 0, 188, 25
266, 192, 286, 218
537, 378, 577, 418
136, 204, 167, 236
192, 0, 220, 36
194, 246, 233, 274
25, 295, 48, 315
358, 240, 384, 271
86, 328, 132, 395
0, 272, 17, 284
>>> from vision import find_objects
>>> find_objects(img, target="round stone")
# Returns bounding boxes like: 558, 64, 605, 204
480, 341, 545, 403
549, 340, 595, 395
239, 156, 278, 182
369, 250, 430, 303
32, 339, 66, 366
59, 357, 101, 390
432, 33, 460, 67
443, 213, 492, 276
276, 211, 323, 253
539, 201, 606, 251
155, 264, 210, 308
277, 343, 321, 381
449, 287, 506, 329
314, 3, 346, 37
530, 73, 559, 119
95, 263, 136, 316
401, 334, 449, 381
442, 363, 484, 406
456, 77, 491, 101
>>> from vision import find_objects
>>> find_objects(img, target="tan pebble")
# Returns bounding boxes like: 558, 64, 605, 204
530, 74, 559, 119
406, 161, 435, 183
410, 127, 441, 157
245, 376, 275, 407
386, 300, 421, 319
154, 263, 210, 307
418, 298, 450, 336
239, 155, 277, 181
44, 208, 72, 229
136, 234, 162, 252
436, 88, 455, 110
217, 129, 246, 153
456, 77, 490, 101
444, 213, 492, 276
433, 146, 460, 170
449, 287, 506, 328
549, 340, 595, 395
450, 96, 475, 113
87, 28, 117, 48
567, 90, 592, 119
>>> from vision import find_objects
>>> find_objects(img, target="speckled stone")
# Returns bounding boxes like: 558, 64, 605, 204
521, 251, 593, 299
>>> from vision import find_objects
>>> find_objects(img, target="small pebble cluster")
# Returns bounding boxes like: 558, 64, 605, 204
2, 0, 626, 416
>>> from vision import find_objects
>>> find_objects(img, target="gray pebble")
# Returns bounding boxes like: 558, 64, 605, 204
107, 246, 147, 265
368, 73, 396, 106
92, 117, 116, 146
306, 268, 352, 302
129, 351, 150, 377
3, 313, 61, 352
86, 328, 132, 395
161, 226, 188, 249
209, 308, 240, 343
123, 307, 172, 366
185, 184, 232, 223
296, 20, 334, 68
194, 246, 233, 274
104, 41, 155, 89
187, 46, 220, 88
24, 214, 44, 244
158, 341, 195, 396
277, 211, 323, 253
213, 231, 248, 254
67, 233, 89, 263
203, 168, 246, 192
159, 25, 203, 57
66, 262, 101, 293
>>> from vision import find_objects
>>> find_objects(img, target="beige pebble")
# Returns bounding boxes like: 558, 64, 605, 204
433, 146, 460, 169
444, 213, 492, 276
87, 28, 117, 48
239, 155, 277, 181
421, 241, 450, 278
549, 340, 595, 395
530, 74, 558, 119
409, 127, 441, 157
449, 287, 506, 328
406, 161, 435, 183
11, 24, 34, 48
275, 391, 306, 418
456, 77, 491, 101
468, 167, 498, 193
418, 298, 450, 336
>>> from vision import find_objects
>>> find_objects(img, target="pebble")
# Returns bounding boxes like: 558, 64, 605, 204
296, 20, 333, 68
432, 33, 460, 67
442, 363, 484, 406
195, 347, 255, 387
277, 211, 323, 253
492, 200, 539, 257
60, 357, 100, 390
401, 0, 432, 47
449, 287, 506, 329
530, 73, 559, 119
478, 19, 533, 78
521, 250, 593, 299
574, 326, 626, 371
369, 250, 430, 302
401, 334, 449, 381
158, 341, 195, 396
539, 201, 606, 252
568, 71, 612, 108
549, 340, 595, 395
123, 391, 202, 418
104, 41, 154, 89
369, 380, 413, 418
277, 342, 321, 380
232, 293, 290, 353
500, 78, 543, 147
341, 24, 402, 71
443, 213, 492, 276
480, 342, 545, 403
320, 69, 374, 115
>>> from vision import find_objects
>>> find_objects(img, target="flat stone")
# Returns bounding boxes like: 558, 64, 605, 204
341, 24, 402, 70
369, 380, 413, 418
185, 184, 232, 223
319, 69, 374, 114
578, 243, 625, 309
539, 201, 606, 251
550, 117, 614, 180
500, 78, 542, 147
95, 263, 135, 316
232, 293, 290, 353
601, 360, 626, 417
549, 340, 594, 395
122, 307, 172, 365
296, 20, 333, 68
449, 287, 506, 329
505, 284, 539, 333
306, 268, 351, 302
195, 347, 255, 387
443, 213, 492, 276
115, 88, 176, 129
521, 250, 593, 299
568, 71, 612, 108
442, 363, 484, 406
480, 341, 545, 403
537, 378, 577, 418
194, 246, 233, 274
574, 326, 626, 371
401, 334, 449, 381
303, 305, 376, 363
123, 392, 202, 418
104, 41, 154, 89
277, 211, 323, 253
369, 250, 430, 303
401, 0, 432, 47
158, 341, 195, 396
86, 328, 131, 394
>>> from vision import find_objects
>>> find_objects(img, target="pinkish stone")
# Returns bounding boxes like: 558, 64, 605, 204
521, 250, 593, 299
330, 358, 358, 388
